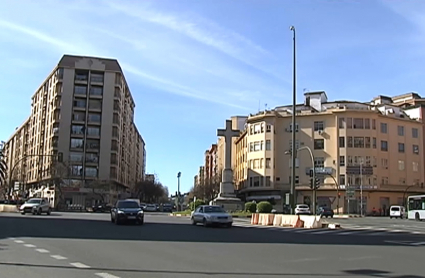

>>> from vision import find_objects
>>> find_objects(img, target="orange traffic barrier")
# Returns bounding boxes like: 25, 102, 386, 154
251, 213, 259, 225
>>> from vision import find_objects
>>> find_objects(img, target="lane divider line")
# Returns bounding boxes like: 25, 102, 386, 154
95, 273, 121, 278
35, 249, 50, 253
51, 255, 67, 260
70, 262, 91, 268
24, 244, 36, 248
14, 240, 24, 244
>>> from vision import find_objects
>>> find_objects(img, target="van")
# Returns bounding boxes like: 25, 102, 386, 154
389, 205, 406, 219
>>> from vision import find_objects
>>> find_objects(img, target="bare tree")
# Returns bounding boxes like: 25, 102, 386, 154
134, 179, 168, 203
50, 162, 71, 209
86, 179, 111, 203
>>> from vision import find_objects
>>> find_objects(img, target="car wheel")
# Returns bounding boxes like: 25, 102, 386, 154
226, 223, 232, 228
415, 212, 420, 221
110, 215, 114, 223
37, 209, 42, 215
203, 218, 208, 227
47, 209, 51, 215
390, 216, 393, 219
21, 212, 25, 215
115, 217, 120, 225
138, 218, 144, 225
191, 217, 196, 226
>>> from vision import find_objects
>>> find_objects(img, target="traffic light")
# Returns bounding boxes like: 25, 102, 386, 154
310, 177, 321, 189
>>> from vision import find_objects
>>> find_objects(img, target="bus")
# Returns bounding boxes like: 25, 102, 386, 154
407, 194, 425, 220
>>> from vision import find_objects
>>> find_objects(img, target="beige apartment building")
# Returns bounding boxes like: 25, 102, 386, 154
234, 91, 425, 214
3, 55, 146, 207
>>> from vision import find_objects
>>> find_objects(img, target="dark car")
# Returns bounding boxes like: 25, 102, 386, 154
318, 207, 334, 218
92, 203, 112, 213
162, 204, 173, 212
110, 200, 144, 225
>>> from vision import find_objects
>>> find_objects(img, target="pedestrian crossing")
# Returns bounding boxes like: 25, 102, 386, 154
233, 222, 425, 237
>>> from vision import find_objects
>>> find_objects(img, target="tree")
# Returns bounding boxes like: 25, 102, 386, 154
190, 172, 222, 203
86, 179, 111, 203
50, 161, 71, 209
134, 179, 168, 203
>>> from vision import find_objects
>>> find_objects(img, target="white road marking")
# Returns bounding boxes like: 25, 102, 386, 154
51, 255, 67, 260
14, 240, 24, 244
24, 244, 36, 248
410, 242, 425, 246
35, 249, 50, 253
70, 262, 91, 268
8, 237, 16, 240
309, 230, 334, 234
336, 231, 357, 235
95, 273, 121, 278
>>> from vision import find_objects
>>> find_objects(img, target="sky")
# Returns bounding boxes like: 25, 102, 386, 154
0, 0, 424, 194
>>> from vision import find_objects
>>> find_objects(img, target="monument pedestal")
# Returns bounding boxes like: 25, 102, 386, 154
212, 180, 243, 212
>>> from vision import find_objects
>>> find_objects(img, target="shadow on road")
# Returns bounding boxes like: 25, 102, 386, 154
1, 215, 425, 247
0, 262, 423, 278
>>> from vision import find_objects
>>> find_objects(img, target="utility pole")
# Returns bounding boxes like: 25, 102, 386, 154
177, 171, 181, 211
289, 25, 297, 214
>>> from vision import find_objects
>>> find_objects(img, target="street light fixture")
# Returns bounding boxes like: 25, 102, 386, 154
289, 25, 297, 215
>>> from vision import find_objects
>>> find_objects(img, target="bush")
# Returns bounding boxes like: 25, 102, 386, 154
257, 201, 273, 213
189, 199, 205, 210
245, 202, 257, 213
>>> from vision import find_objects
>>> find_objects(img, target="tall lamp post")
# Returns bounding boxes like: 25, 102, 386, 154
289, 25, 297, 214
177, 172, 181, 211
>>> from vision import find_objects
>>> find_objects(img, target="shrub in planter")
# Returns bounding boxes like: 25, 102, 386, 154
257, 201, 273, 213
245, 202, 257, 213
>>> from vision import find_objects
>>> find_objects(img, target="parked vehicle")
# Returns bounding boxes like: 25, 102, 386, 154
294, 204, 311, 215
92, 203, 112, 213
318, 207, 334, 218
162, 204, 173, 212
110, 200, 144, 225
144, 204, 157, 212
390, 205, 406, 219
19, 198, 51, 215
191, 205, 233, 227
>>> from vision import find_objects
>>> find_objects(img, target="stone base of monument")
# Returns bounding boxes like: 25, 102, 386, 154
212, 195, 243, 212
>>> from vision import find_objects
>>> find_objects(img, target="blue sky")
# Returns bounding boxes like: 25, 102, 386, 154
0, 0, 424, 194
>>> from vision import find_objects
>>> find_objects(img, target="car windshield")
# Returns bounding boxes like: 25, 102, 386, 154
27, 199, 41, 204
117, 201, 139, 208
204, 206, 225, 213
298, 205, 309, 209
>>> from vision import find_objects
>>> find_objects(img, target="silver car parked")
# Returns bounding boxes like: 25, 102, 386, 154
19, 198, 51, 215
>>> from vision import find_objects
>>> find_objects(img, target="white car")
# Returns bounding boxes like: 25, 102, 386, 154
389, 205, 406, 219
144, 204, 157, 212
191, 205, 233, 227
295, 204, 311, 215
19, 198, 51, 215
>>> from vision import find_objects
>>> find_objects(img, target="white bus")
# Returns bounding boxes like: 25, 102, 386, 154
407, 194, 425, 220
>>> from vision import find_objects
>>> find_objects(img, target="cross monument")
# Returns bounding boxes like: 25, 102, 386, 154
214, 120, 242, 209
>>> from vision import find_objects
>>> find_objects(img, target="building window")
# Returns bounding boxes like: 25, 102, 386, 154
314, 139, 324, 150
75, 71, 88, 81
289, 140, 300, 150
111, 140, 118, 151
111, 153, 117, 165
354, 137, 364, 148
110, 167, 117, 179
74, 85, 87, 95
88, 113, 101, 123
265, 176, 271, 186
71, 125, 85, 135
365, 156, 371, 166
85, 153, 99, 163
266, 158, 271, 168
70, 165, 83, 176
265, 140, 271, 150
266, 124, 271, 132
347, 118, 352, 129
381, 140, 388, 151
90, 86, 103, 96
338, 117, 345, 129
412, 128, 419, 138
365, 137, 371, 148
372, 137, 376, 149
89, 99, 102, 110
413, 144, 419, 155
87, 127, 100, 136
398, 126, 404, 136
339, 175, 345, 185
73, 99, 86, 108
90, 73, 104, 83
347, 136, 353, 148
380, 123, 387, 133
86, 139, 100, 150
253, 159, 260, 169
69, 152, 83, 162
73, 112, 86, 121
314, 157, 325, 168
399, 178, 406, 184
381, 158, 388, 168
398, 160, 405, 171
372, 119, 376, 129
413, 162, 419, 172
353, 118, 364, 129
85, 167, 98, 177
364, 119, 370, 129
398, 143, 405, 153
339, 137, 345, 148
289, 123, 299, 132
112, 126, 119, 138
381, 177, 389, 185
113, 113, 120, 125
314, 121, 324, 131
339, 156, 345, 166
253, 141, 262, 151
70, 139, 84, 149
253, 124, 262, 134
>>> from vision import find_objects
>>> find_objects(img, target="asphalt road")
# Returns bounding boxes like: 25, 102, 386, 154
0, 212, 424, 278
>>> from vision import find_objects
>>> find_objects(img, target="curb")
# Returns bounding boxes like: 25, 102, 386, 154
333, 215, 365, 218
169, 214, 252, 218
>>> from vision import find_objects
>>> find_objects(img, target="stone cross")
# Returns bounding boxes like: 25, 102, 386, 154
217, 120, 240, 170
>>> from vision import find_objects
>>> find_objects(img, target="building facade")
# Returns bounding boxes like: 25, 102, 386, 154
3, 55, 146, 207
204, 144, 218, 182
234, 91, 425, 214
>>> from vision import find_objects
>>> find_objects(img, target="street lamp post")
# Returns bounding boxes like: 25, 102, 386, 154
177, 172, 181, 211
289, 25, 297, 215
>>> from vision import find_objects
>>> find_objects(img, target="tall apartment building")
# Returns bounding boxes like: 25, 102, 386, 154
204, 144, 218, 182
234, 91, 425, 214
3, 55, 146, 205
